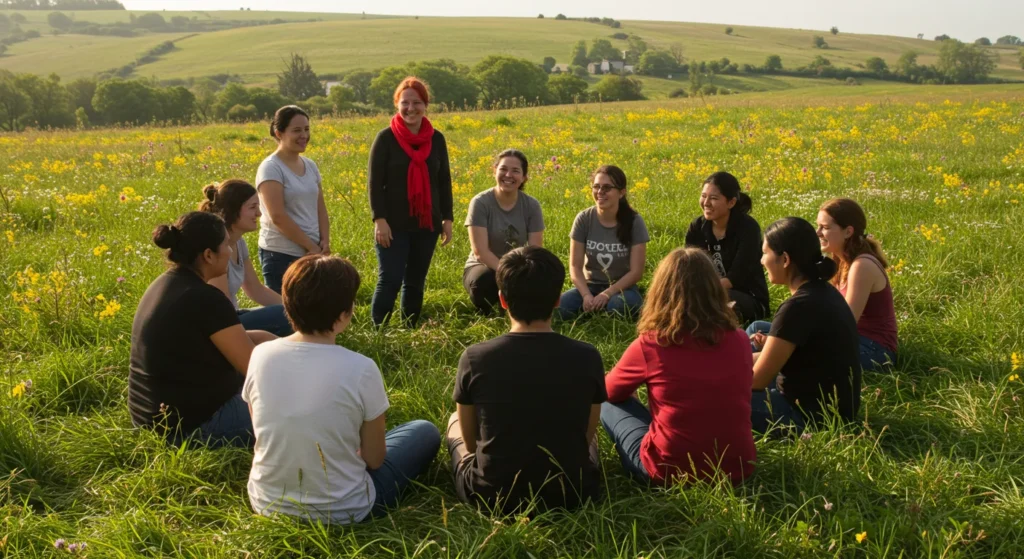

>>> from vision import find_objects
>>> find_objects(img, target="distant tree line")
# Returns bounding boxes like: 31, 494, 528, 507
552, 14, 622, 28
0, 0, 124, 9
37, 11, 324, 39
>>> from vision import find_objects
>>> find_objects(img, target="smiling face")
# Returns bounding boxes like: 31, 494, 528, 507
494, 156, 526, 193
700, 182, 736, 223
816, 210, 851, 257
234, 194, 261, 234
592, 172, 624, 211
761, 240, 788, 286
397, 88, 426, 129
276, 114, 310, 153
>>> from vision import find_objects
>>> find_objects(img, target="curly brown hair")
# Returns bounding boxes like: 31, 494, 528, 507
637, 247, 739, 346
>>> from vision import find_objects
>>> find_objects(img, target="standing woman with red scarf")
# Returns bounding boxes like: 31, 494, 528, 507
368, 77, 454, 327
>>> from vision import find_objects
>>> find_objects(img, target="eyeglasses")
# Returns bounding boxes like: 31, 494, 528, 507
591, 184, 621, 194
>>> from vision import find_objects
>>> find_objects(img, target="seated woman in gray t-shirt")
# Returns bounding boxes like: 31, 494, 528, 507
463, 150, 545, 313
199, 179, 293, 337
558, 165, 649, 320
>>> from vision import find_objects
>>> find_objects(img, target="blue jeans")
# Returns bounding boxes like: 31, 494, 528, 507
259, 248, 302, 294
172, 392, 254, 448
238, 306, 293, 337
750, 388, 804, 435
859, 336, 896, 372
746, 320, 772, 351
366, 420, 441, 518
600, 399, 652, 483
558, 284, 643, 320
371, 230, 440, 326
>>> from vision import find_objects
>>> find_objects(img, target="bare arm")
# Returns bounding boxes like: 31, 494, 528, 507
844, 259, 882, 323
359, 412, 388, 469
568, 240, 590, 295
241, 256, 282, 307
586, 404, 601, 443
259, 180, 319, 253
316, 183, 331, 254
209, 324, 257, 375
528, 231, 544, 247
751, 336, 796, 390
457, 403, 478, 453
468, 226, 502, 270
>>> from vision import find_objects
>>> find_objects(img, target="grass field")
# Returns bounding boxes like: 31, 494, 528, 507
2, 10, 1023, 92
2, 86, 1024, 556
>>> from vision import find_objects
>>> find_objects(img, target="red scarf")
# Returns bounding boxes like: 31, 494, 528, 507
390, 114, 434, 230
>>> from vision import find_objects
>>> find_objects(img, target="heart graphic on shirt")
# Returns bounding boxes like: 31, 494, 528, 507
597, 253, 613, 271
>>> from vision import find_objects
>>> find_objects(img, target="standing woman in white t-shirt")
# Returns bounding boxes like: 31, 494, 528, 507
256, 105, 331, 293
198, 179, 293, 337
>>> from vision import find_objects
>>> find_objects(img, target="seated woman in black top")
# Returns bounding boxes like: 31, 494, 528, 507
685, 171, 769, 323
129, 211, 276, 447
748, 217, 861, 434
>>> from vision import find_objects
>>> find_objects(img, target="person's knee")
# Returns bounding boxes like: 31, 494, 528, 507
407, 420, 442, 452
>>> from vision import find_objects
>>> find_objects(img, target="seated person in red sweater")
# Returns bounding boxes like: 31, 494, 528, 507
446, 245, 607, 514
602, 247, 756, 485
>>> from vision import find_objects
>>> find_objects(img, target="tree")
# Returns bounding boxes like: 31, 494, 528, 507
93, 79, 160, 125
190, 78, 220, 121
865, 56, 888, 74
47, 11, 73, 31
472, 55, 549, 105
65, 77, 97, 121
327, 85, 355, 111
15, 73, 74, 128
830, 26, 839, 35
546, 73, 588, 103
636, 50, 678, 77
588, 38, 621, 62
0, 70, 31, 131
668, 43, 686, 66
170, 15, 190, 28
342, 70, 373, 104
226, 103, 258, 122
725, 26, 733, 35
917, 33, 924, 40
895, 51, 922, 80
996, 35, 1022, 45
537, 13, 544, 18
135, 12, 166, 30
975, 37, 992, 46
247, 87, 290, 119
410, 59, 478, 108
688, 63, 704, 96
0, 14, 9, 33
813, 35, 828, 49
934, 34, 951, 41
555, 13, 567, 20
570, 40, 589, 67
277, 53, 323, 101
807, 55, 832, 71
212, 82, 251, 120
569, 65, 588, 78
542, 56, 556, 73
11, 13, 27, 24
156, 86, 195, 123
936, 40, 996, 83
592, 75, 644, 101
764, 54, 783, 72
624, 35, 648, 65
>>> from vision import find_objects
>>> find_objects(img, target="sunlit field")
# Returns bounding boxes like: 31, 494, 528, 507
2, 89, 1024, 557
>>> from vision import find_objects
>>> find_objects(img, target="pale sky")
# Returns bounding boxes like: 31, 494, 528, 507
123, 0, 1021, 41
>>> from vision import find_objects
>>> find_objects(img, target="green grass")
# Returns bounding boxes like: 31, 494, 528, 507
2, 11, 1022, 92
2, 86, 1024, 556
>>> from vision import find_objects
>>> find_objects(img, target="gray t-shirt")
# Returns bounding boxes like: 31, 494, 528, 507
227, 238, 248, 310
464, 189, 544, 269
569, 207, 649, 284
256, 154, 322, 257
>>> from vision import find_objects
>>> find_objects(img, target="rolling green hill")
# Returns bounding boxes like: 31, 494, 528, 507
2, 10, 1022, 95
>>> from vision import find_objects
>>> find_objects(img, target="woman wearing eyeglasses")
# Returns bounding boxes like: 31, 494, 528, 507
558, 165, 649, 320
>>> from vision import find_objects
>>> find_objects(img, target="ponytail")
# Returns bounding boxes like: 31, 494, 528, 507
616, 195, 636, 246
819, 198, 888, 286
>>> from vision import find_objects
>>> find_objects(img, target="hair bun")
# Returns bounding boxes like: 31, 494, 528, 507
152, 224, 181, 250
815, 255, 838, 281
203, 184, 218, 202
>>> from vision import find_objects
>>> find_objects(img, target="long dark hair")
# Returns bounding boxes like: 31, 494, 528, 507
593, 164, 637, 246
819, 198, 888, 287
704, 171, 752, 215
197, 179, 257, 228
152, 211, 227, 269
494, 149, 529, 190
764, 217, 837, 282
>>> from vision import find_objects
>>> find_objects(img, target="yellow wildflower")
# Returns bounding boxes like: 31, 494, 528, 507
856, 531, 868, 544
1012, 352, 1021, 372
4, 230, 13, 244
92, 244, 109, 256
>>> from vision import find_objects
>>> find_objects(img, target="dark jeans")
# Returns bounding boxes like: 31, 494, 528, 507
258, 248, 301, 294
170, 392, 254, 449
238, 305, 293, 337
748, 321, 895, 373
599, 399, 652, 483
729, 289, 768, 325
750, 388, 805, 434
463, 265, 499, 314
366, 420, 441, 518
371, 230, 440, 326
557, 284, 643, 321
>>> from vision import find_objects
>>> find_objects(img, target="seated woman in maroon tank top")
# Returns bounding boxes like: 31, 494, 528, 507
815, 198, 897, 371
601, 247, 756, 485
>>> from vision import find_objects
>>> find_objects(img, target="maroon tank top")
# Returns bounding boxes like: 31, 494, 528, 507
839, 254, 898, 353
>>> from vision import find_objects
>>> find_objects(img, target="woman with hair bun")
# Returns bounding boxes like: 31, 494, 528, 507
748, 217, 861, 433
129, 212, 276, 447
198, 179, 292, 336
256, 105, 331, 293
685, 171, 769, 323
816, 198, 897, 371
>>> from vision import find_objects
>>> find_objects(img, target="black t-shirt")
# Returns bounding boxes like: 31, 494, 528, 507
685, 212, 770, 313
453, 332, 606, 512
129, 268, 242, 434
768, 281, 862, 422
368, 127, 454, 233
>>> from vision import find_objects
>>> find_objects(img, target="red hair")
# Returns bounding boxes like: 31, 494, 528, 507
393, 77, 430, 106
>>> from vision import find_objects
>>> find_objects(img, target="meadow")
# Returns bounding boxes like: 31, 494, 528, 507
2, 86, 1024, 557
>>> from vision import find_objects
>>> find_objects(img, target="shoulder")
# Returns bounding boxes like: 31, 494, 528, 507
559, 334, 601, 359
256, 156, 283, 181
522, 192, 542, 210
301, 155, 320, 169
257, 154, 279, 169
687, 215, 706, 231
732, 212, 762, 233
431, 129, 447, 143
633, 211, 648, 228
574, 206, 595, 223
374, 127, 395, 142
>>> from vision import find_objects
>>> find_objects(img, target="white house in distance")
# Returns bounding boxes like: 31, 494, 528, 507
586, 59, 635, 75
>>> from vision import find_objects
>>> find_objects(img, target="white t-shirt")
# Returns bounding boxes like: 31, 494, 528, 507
242, 339, 390, 524
255, 154, 322, 257
227, 238, 247, 310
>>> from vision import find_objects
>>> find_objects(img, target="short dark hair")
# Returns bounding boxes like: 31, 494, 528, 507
270, 105, 309, 140
495, 246, 565, 324
282, 255, 361, 335
152, 211, 227, 269
197, 179, 257, 228
764, 217, 837, 282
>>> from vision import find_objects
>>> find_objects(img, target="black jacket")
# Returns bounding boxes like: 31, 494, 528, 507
368, 127, 454, 232
685, 211, 770, 312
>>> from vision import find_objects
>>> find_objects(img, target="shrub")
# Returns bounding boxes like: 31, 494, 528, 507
813, 35, 829, 49
226, 103, 258, 122
975, 37, 992, 46
725, 26, 733, 35
668, 88, 688, 98
592, 74, 645, 101
764, 55, 783, 72
830, 26, 839, 35
845, 77, 860, 85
